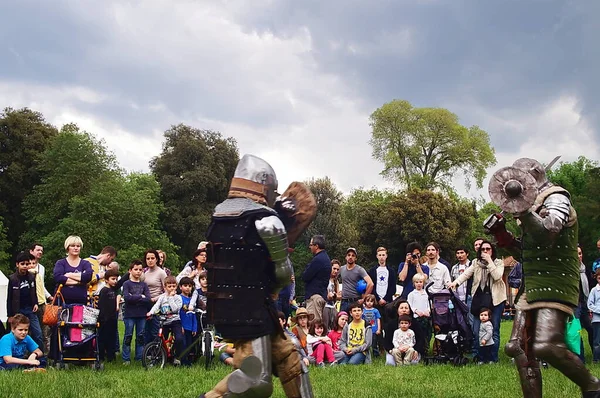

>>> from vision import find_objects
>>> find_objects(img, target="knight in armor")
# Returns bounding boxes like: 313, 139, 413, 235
486, 158, 600, 398
199, 154, 314, 398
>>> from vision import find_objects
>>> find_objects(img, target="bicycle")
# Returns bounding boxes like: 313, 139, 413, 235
195, 308, 217, 369
141, 315, 175, 369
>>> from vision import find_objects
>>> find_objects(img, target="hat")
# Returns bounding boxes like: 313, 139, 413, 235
346, 247, 358, 256
292, 307, 315, 323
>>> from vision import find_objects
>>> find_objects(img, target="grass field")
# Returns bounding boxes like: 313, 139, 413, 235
0, 320, 596, 398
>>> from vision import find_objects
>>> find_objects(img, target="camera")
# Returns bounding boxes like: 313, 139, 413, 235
409, 253, 418, 260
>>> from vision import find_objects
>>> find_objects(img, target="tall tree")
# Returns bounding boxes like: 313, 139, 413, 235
150, 124, 238, 257
0, 108, 58, 252
0, 217, 11, 275
369, 100, 496, 191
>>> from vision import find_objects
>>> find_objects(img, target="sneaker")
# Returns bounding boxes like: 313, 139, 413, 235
122, 361, 131, 366
316, 362, 325, 368
173, 359, 181, 366
329, 361, 338, 367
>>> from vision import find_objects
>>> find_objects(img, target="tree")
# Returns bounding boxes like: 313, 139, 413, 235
21, 123, 120, 248
369, 100, 496, 191
150, 124, 239, 257
0, 217, 11, 275
0, 108, 58, 252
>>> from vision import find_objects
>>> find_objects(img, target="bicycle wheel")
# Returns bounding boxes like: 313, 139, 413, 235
142, 341, 167, 369
204, 332, 213, 369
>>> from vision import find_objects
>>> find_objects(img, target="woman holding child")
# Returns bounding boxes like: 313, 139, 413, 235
382, 299, 426, 366
448, 240, 506, 363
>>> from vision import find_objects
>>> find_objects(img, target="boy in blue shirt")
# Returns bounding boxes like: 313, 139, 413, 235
0, 314, 46, 371
362, 294, 382, 357
179, 277, 198, 365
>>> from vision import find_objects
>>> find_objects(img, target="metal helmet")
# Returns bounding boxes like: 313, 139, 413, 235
228, 154, 278, 206
512, 158, 549, 189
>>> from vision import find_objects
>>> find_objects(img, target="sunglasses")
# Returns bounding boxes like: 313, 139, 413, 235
481, 247, 492, 252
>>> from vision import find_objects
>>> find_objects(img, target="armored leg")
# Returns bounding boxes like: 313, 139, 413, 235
505, 309, 541, 398
532, 309, 600, 396
272, 333, 314, 398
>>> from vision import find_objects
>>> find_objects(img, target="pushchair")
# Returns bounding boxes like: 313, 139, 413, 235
55, 304, 103, 370
423, 283, 473, 366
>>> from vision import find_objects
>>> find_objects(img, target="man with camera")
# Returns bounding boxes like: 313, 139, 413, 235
398, 242, 429, 299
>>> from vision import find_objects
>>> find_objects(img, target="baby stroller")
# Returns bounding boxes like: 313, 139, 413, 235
423, 283, 473, 366
55, 304, 103, 370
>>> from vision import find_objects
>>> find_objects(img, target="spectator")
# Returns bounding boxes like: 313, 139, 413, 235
97, 268, 119, 362
391, 315, 416, 366
279, 311, 310, 368
157, 249, 172, 276
146, 276, 184, 366
407, 273, 431, 351
291, 308, 313, 356
302, 235, 331, 322
7, 252, 42, 349
27, 243, 51, 355
398, 242, 429, 299
577, 245, 593, 360
367, 247, 396, 322
382, 300, 426, 366
277, 274, 295, 320
478, 307, 494, 364
176, 248, 207, 289
307, 320, 336, 367
451, 246, 473, 305
86, 246, 118, 300
142, 249, 166, 343
362, 294, 382, 357
340, 248, 373, 313
53, 236, 93, 305
122, 260, 151, 364
448, 240, 506, 362
0, 314, 46, 371
471, 238, 484, 267
588, 269, 600, 364
327, 311, 348, 362
339, 302, 372, 365
323, 260, 341, 331
424, 242, 451, 294
179, 277, 198, 366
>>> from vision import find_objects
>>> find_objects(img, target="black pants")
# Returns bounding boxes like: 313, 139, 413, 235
99, 319, 118, 362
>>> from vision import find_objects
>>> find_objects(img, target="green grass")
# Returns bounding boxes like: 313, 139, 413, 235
0, 320, 595, 398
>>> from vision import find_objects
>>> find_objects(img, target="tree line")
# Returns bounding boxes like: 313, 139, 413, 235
1, 105, 599, 295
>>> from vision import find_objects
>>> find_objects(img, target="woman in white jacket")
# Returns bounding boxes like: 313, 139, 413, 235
449, 240, 506, 362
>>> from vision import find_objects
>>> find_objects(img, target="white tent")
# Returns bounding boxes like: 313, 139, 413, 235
0, 270, 8, 322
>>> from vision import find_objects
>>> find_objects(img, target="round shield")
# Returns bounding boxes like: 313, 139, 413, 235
488, 166, 537, 214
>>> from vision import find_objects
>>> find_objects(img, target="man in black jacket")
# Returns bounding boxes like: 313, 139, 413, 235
368, 247, 396, 355
302, 235, 331, 322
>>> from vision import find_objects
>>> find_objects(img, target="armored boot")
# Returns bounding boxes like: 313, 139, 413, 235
505, 309, 542, 398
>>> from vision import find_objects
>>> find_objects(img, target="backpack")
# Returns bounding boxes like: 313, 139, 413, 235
508, 262, 522, 289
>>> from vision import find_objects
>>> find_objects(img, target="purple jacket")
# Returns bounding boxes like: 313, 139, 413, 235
53, 258, 93, 304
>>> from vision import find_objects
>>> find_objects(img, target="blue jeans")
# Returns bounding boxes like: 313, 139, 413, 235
122, 317, 146, 361
144, 316, 160, 345
472, 303, 503, 362
592, 322, 600, 362
340, 351, 366, 365
20, 307, 43, 350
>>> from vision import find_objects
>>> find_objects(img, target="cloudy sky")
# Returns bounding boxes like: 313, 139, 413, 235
1, 1, 598, 200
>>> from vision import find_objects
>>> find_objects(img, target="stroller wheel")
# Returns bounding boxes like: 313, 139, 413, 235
93, 362, 104, 371
460, 357, 469, 366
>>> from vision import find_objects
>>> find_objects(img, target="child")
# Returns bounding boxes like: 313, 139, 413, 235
407, 273, 431, 350
122, 260, 151, 364
339, 302, 372, 365
147, 275, 184, 365
98, 268, 119, 362
191, 272, 208, 311
362, 294, 382, 357
307, 320, 336, 367
327, 311, 348, 354
7, 252, 43, 350
589, 270, 600, 363
478, 307, 494, 364
279, 311, 310, 368
392, 315, 416, 366
0, 314, 46, 371
179, 276, 198, 365
291, 308, 313, 356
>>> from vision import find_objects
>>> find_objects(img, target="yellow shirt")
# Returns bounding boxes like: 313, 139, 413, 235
348, 320, 365, 348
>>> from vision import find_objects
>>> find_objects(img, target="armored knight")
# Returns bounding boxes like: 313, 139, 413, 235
486, 158, 600, 398
199, 154, 314, 398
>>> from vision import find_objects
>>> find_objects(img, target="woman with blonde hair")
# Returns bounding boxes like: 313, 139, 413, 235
53, 235, 93, 305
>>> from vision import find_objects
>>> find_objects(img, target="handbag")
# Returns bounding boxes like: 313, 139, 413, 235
470, 280, 493, 317
43, 285, 64, 326
508, 262, 523, 289
565, 315, 582, 355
